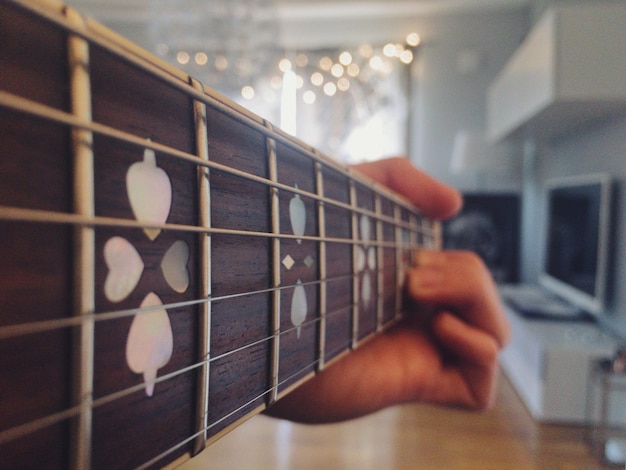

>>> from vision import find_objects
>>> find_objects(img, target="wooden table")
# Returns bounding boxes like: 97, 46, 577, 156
180, 371, 615, 469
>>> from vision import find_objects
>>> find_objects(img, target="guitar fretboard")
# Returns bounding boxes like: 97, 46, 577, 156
0, 1, 440, 469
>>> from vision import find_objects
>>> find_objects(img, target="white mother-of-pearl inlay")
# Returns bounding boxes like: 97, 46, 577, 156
125, 292, 174, 397
282, 254, 295, 271
358, 214, 376, 307
126, 145, 172, 241
289, 187, 306, 244
161, 240, 190, 293
360, 213, 371, 244
286, 185, 310, 338
291, 280, 308, 339
103, 236, 144, 303
361, 271, 372, 304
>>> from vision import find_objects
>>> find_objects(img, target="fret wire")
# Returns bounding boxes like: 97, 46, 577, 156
315, 161, 327, 372
0, 91, 424, 230
349, 179, 359, 349
12, 0, 419, 217
267, 133, 281, 405
65, 8, 95, 469
191, 78, 211, 455
375, 193, 384, 333
433, 221, 443, 250
394, 205, 404, 321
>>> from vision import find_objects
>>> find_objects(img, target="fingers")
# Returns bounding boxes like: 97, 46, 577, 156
432, 311, 500, 366
351, 157, 463, 220
430, 312, 500, 409
406, 250, 511, 347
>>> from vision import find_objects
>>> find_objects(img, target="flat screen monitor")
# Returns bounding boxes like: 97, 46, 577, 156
539, 174, 612, 315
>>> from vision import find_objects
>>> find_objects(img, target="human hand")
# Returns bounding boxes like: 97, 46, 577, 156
265, 157, 510, 423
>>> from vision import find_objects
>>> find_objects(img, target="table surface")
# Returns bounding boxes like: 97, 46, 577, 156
180, 370, 616, 470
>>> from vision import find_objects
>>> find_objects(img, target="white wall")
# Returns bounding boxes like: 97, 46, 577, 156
408, 10, 529, 192
518, 0, 626, 339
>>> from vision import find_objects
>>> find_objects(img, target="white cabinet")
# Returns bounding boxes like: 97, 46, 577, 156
499, 303, 618, 423
487, 4, 626, 142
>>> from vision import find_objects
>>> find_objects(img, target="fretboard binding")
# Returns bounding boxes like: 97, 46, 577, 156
140, 353, 320, 468
0, 90, 424, 227
191, 76, 212, 455
66, 8, 97, 467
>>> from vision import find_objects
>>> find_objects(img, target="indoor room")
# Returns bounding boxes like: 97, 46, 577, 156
0, 0, 625, 468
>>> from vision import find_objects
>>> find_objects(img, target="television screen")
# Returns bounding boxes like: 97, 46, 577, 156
540, 174, 612, 315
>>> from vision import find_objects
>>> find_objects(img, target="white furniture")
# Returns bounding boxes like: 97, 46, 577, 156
499, 303, 618, 423
487, 3, 626, 142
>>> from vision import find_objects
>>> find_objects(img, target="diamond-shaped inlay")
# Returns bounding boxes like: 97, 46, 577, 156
282, 254, 295, 270
303, 255, 314, 269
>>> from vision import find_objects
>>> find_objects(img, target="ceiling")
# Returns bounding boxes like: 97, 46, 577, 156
67, 0, 530, 49
69, 0, 530, 21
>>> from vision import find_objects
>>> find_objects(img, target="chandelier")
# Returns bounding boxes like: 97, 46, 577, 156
149, 0, 280, 96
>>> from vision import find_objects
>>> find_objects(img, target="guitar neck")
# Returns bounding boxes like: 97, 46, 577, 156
0, 1, 440, 469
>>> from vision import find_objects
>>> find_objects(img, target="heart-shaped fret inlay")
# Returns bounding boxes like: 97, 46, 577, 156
161, 240, 190, 293
289, 187, 306, 244
291, 279, 308, 339
126, 292, 173, 397
361, 271, 372, 305
103, 236, 144, 303
360, 214, 371, 244
126, 145, 172, 241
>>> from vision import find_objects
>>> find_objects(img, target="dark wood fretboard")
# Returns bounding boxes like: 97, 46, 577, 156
0, 1, 440, 468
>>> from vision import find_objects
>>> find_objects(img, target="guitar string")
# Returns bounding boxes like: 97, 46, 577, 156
2, 2, 434, 462
0, 196, 431, 342
139, 319, 406, 470
0, 258, 408, 342
0, 216, 424, 339
0, 301, 404, 449
1, 312, 379, 469
0, 272, 397, 447
4, 2, 420, 216
135, 348, 351, 470
0, 90, 423, 231
0, 204, 432, 248
2, 3, 440, 466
